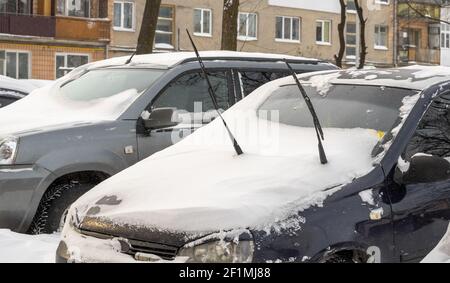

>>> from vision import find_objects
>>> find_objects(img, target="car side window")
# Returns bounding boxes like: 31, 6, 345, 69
152, 71, 230, 113
405, 92, 450, 160
239, 71, 290, 97
0, 96, 16, 108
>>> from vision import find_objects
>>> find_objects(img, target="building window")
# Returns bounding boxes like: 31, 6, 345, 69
374, 25, 388, 49
0, 0, 31, 14
57, 0, 90, 18
194, 8, 212, 37
275, 16, 300, 42
155, 6, 174, 49
346, 22, 357, 59
375, 0, 389, 4
55, 53, 89, 79
346, 0, 356, 13
316, 20, 331, 44
0, 51, 29, 79
442, 24, 450, 49
238, 12, 257, 41
114, 1, 134, 31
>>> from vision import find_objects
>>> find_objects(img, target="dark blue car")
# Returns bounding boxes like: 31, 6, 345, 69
56, 67, 450, 263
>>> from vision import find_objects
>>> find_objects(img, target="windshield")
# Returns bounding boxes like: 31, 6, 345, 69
59, 68, 164, 101
258, 84, 420, 157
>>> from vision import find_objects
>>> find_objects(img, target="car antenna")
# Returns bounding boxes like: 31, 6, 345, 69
125, 51, 137, 64
284, 60, 328, 164
186, 29, 243, 156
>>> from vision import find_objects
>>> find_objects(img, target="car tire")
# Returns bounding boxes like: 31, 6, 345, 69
29, 181, 95, 235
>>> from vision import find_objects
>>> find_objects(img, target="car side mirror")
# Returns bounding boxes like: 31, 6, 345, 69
144, 107, 180, 130
395, 155, 450, 185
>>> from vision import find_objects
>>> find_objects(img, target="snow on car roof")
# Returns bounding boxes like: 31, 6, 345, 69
82, 51, 321, 70
0, 75, 37, 94
296, 65, 450, 92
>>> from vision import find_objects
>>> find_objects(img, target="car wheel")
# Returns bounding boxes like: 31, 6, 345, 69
29, 181, 95, 234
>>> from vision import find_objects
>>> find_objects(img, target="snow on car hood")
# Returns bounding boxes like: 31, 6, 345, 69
72, 75, 385, 234
0, 81, 138, 137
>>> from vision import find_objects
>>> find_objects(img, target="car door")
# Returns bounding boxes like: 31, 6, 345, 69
136, 69, 234, 160
389, 91, 450, 262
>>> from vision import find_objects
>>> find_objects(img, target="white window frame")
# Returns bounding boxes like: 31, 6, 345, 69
375, 0, 389, 5
55, 53, 90, 79
113, 0, 135, 32
155, 5, 175, 48
346, 22, 357, 60
346, 0, 356, 14
441, 23, 450, 49
275, 16, 301, 43
58, 0, 91, 18
237, 12, 258, 41
316, 20, 332, 45
1, 50, 31, 79
193, 8, 212, 37
374, 24, 389, 50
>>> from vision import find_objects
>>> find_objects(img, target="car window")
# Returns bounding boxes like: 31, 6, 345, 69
59, 68, 165, 101
405, 92, 450, 160
239, 71, 290, 97
0, 96, 17, 108
152, 71, 230, 113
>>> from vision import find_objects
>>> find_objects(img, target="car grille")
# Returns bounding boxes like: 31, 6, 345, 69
80, 228, 179, 260
126, 239, 179, 260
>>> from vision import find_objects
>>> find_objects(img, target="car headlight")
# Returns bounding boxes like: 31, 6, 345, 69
0, 136, 18, 165
178, 240, 254, 263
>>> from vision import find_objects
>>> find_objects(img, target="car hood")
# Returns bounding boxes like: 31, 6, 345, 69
0, 82, 138, 138
73, 122, 380, 238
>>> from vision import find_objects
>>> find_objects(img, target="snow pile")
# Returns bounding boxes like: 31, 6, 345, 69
422, 224, 450, 263
72, 75, 403, 234
0, 81, 139, 137
402, 65, 450, 79
0, 230, 59, 263
0, 75, 36, 94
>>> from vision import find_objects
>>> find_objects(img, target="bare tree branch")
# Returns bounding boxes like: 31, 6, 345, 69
334, 0, 347, 68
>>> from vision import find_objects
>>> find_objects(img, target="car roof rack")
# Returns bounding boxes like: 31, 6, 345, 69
176, 56, 321, 67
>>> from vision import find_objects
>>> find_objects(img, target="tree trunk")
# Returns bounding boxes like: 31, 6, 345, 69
354, 0, 367, 69
136, 0, 162, 55
334, 0, 347, 68
221, 0, 239, 51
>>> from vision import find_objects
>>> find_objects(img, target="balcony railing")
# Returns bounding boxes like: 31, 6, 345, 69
0, 13, 56, 37
0, 13, 110, 42
55, 16, 110, 42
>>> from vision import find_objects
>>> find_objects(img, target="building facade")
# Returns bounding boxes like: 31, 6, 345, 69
0, 0, 446, 80
0, 0, 111, 80
109, 0, 397, 67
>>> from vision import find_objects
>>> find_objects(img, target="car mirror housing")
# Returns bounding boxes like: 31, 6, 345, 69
144, 107, 181, 131
395, 155, 450, 185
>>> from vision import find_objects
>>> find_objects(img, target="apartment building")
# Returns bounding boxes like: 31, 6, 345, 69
441, 2, 450, 66
0, 0, 111, 80
109, 0, 397, 67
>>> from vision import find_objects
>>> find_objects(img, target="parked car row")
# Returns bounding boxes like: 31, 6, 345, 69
1, 51, 449, 263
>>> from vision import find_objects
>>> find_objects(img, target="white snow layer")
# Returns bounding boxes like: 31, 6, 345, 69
0, 81, 139, 137
0, 75, 37, 94
0, 230, 59, 263
72, 75, 413, 234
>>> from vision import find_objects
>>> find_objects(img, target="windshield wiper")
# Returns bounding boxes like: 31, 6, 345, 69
284, 60, 328, 164
125, 51, 137, 64
186, 30, 243, 156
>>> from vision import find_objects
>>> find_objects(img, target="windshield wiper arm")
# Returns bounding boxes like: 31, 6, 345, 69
125, 51, 137, 64
186, 30, 243, 156
284, 60, 328, 164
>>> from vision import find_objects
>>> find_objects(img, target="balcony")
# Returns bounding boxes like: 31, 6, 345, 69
0, 13, 110, 43
55, 16, 110, 42
0, 13, 56, 37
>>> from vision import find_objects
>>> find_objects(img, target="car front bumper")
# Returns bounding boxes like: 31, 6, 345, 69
57, 221, 188, 263
0, 164, 53, 232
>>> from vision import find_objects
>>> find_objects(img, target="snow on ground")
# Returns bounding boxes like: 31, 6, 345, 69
0, 230, 59, 263
422, 225, 450, 263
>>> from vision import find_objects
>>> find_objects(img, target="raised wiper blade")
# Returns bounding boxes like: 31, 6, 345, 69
284, 60, 328, 164
125, 51, 137, 64
186, 30, 243, 156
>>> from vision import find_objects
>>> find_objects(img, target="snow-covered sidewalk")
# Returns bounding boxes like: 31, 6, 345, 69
0, 229, 59, 263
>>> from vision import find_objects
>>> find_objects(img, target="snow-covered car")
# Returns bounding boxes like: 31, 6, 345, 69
57, 66, 450, 263
0, 51, 337, 235
0, 75, 40, 108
